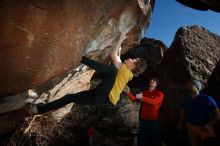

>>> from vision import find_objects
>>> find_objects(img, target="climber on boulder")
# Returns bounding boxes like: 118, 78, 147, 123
30, 32, 147, 115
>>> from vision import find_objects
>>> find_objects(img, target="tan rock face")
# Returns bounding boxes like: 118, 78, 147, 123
0, 0, 154, 98
0, 0, 154, 136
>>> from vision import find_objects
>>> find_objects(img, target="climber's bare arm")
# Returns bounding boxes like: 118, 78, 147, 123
111, 33, 127, 70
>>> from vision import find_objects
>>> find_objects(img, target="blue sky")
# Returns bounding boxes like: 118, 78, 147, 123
145, 0, 220, 47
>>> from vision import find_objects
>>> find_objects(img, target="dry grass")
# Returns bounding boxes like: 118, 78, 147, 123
6, 115, 60, 146
4, 105, 102, 146
4, 97, 138, 146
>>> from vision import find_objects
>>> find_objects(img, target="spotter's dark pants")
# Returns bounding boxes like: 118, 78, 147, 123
137, 119, 161, 146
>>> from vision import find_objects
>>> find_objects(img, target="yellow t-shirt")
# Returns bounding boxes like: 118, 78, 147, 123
109, 64, 133, 105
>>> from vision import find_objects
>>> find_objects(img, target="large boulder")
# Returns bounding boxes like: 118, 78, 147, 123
0, 0, 154, 98
176, 0, 220, 12
0, 0, 155, 136
158, 25, 220, 130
